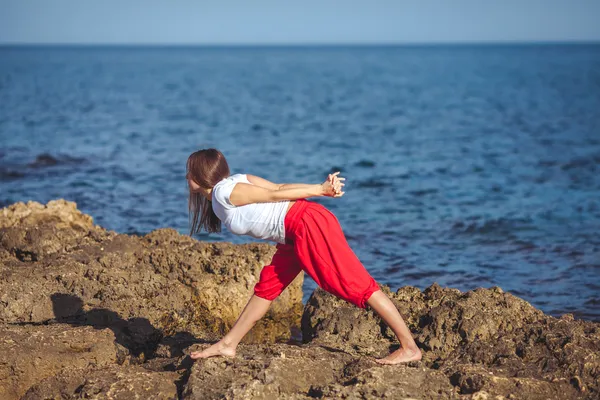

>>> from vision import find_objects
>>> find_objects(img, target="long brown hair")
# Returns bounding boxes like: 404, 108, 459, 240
186, 148, 230, 235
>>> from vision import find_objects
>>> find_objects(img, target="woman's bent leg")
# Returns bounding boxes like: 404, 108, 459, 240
293, 204, 380, 309
191, 294, 272, 359
366, 290, 422, 364
191, 243, 302, 360
292, 203, 422, 364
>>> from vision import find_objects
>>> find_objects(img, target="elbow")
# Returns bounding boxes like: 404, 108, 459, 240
267, 190, 283, 202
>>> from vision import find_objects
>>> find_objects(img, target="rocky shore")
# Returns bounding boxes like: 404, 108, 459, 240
1, 200, 598, 399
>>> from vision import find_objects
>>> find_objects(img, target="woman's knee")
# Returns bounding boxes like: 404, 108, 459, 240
347, 282, 381, 309
253, 287, 280, 301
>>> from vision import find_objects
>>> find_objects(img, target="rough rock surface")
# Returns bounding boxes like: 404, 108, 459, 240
0, 323, 121, 400
302, 285, 599, 399
182, 342, 459, 399
1, 199, 599, 399
0, 199, 303, 347
21, 364, 179, 400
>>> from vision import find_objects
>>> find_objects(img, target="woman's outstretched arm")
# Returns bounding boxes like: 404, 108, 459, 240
229, 183, 325, 206
230, 173, 344, 207
247, 173, 340, 191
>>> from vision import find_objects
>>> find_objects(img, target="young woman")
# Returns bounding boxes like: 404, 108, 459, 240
185, 148, 421, 365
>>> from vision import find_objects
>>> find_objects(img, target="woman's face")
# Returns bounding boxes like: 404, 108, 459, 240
187, 177, 201, 192
187, 173, 211, 199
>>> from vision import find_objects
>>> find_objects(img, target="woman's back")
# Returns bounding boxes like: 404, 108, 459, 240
212, 174, 290, 244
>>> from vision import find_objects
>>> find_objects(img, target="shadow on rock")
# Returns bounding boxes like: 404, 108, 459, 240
49, 292, 162, 361
48, 293, 226, 398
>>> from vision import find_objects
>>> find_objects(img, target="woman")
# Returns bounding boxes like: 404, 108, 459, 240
185, 148, 421, 365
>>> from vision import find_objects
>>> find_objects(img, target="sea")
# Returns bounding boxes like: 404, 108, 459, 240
1, 44, 599, 321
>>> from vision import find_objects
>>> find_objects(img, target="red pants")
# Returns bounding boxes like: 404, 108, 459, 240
253, 199, 380, 308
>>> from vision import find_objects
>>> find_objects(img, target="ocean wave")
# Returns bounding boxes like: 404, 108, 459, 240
451, 217, 535, 236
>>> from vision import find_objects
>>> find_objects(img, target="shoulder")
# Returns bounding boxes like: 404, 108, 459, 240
212, 174, 248, 209
231, 173, 250, 183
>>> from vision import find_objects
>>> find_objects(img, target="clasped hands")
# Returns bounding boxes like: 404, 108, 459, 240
323, 171, 345, 197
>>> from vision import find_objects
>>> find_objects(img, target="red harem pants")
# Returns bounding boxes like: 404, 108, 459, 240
253, 199, 380, 308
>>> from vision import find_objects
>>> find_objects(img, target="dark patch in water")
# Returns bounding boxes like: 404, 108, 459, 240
403, 270, 446, 280
356, 180, 388, 188
0, 168, 25, 180
452, 217, 534, 235
408, 188, 439, 197
477, 263, 505, 270
584, 283, 600, 291
584, 298, 600, 306
385, 265, 402, 274
571, 263, 600, 270
561, 154, 600, 171
355, 160, 376, 168
28, 153, 60, 167
27, 153, 86, 168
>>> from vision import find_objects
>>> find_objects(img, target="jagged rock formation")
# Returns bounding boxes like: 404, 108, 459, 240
301, 285, 599, 399
1, 200, 598, 399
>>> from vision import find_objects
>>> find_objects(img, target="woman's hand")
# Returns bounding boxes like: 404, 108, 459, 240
322, 171, 345, 197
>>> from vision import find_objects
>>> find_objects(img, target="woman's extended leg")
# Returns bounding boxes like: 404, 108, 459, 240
191, 243, 302, 360
366, 290, 422, 364
291, 202, 422, 364
190, 294, 272, 359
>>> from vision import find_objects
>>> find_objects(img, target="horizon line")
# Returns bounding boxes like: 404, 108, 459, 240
1, 40, 599, 48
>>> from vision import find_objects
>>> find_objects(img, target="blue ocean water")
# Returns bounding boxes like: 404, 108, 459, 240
1, 45, 599, 320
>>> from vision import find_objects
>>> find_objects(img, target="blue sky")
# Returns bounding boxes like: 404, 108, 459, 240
1, 0, 599, 44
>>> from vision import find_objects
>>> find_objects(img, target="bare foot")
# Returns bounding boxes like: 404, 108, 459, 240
375, 346, 422, 365
190, 340, 236, 360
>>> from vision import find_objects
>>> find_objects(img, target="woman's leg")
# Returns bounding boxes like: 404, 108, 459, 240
191, 243, 302, 360
293, 203, 422, 364
190, 294, 272, 359
366, 290, 422, 364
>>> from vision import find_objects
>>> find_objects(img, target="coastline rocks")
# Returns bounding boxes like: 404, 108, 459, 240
302, 284, 546, 360
20, 364, 179, 400
0, 200, 303, 347
0, 199, 94, 231
302, 285, 599, 399
183, 343, 350, 399
0, 199, 97, 262
1, 199, 599, 399
0, 323, 121, 400
182, 342, 458, 399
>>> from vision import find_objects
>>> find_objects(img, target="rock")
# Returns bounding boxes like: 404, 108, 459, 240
0, 323, 120, 400
0, 200, 304, 346
0, 199, 95, 231
20, 364, 179, 400
301, 285, 393, 357
449, 364, 579, 399
0, 199, 98, 262
2, 199, 599, 399
301, 284, 600, 399
182, 342, 457, 399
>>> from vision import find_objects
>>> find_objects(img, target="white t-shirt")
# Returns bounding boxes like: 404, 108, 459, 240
211, 173, 290, 244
